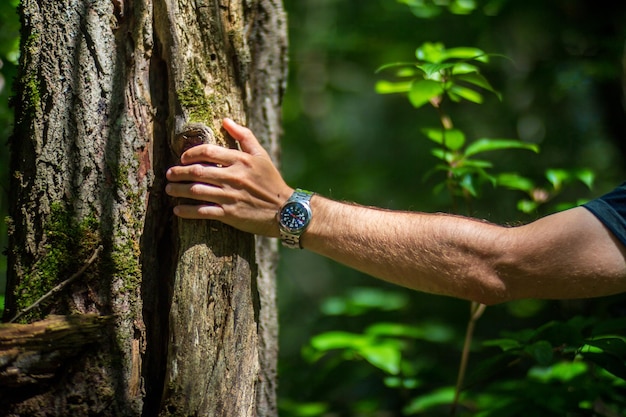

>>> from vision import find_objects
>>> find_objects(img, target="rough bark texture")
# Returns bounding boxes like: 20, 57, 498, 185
246, 2, 287, 413
4, 0, 287, 415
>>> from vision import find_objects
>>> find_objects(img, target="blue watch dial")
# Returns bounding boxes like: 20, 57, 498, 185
279, 201, 311, 232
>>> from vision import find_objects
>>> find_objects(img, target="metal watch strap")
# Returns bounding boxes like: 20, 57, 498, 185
279, 189, 314, 249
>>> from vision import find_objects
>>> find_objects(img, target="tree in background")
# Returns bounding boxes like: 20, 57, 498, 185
2, 0, 286, 415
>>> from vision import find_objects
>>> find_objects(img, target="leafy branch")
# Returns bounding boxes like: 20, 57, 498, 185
301, 38, 607, 417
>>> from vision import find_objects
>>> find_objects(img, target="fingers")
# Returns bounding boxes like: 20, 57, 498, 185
179, 142, 238, 167
178, 119, 267, 166
166, 161, 226, 185
172, 203, 225, 220
165, 180, 222, 201
166, 118, 286, 233
222, 118, 268, 156
165, 181, 228, 220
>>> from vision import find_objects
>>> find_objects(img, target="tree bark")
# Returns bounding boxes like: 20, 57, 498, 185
4, 0, 287, 415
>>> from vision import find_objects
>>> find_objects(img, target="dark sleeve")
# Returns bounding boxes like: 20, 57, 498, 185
582, 181, 626, 248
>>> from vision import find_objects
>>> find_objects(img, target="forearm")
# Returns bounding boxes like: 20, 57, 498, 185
301, 196, 513, 304
300, 196, 626, 304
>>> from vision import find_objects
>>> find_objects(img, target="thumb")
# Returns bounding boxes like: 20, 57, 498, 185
222, 118, 267, 157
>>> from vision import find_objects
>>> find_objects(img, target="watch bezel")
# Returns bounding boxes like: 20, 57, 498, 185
278, 200, 312, 233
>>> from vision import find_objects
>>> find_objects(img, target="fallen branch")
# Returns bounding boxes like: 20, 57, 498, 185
0, 314, 113, 390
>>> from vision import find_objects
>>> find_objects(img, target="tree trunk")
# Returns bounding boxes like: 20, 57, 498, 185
3, 0, 286, 415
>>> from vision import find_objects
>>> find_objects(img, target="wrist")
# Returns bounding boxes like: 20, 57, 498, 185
297, 194, 332, 251
278, 188, 315, 249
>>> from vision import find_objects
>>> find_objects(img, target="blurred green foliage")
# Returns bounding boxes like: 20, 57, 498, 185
1, 0, 625, 415
279, 0, 626, 415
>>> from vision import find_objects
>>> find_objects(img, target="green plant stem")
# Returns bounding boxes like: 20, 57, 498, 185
450, 301, 486, 416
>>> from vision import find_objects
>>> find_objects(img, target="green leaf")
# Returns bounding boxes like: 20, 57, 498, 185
460, 159, 493, 169
366, 322, 422, 338
448, 0, 478, 15
416, 322, 456, 343
448, 84, 483, 104
545, 169, 570, 190
584, 338, 626, 359
417, 62, 455, 78
472, 166, 497, 185
365, 321, 455, 342
525, 340, 554, 366
374, 61, 420, 74
517, 199, 538, 213
408, 79, 444, 108
483, 338, 522, 351
466, 351, 521, 386
545, 168, 596, 190
459, 174, 478, 197
307, 330, 404, 375
548, 361, 588, 382
403, 386, 456, 415
575, 168, 595, 188
384, 376, 421, 389
432, 180, 448, 195
348, 287, 408, 311
309, 331, 364, 351
500, 328, 537, 344
430, 148, 454, 162
583, 351, 626, 379
359, 343, 402, 375
403, 2, 443, 19
396, 67, 420, 77
528, 361, 588, 383
443, 46, 487, 62
321, 287, 409, 316
451, 62, 480, 75
496, 173, 535, 193
422, 128, 466, 150
506, 298, 547, 318
375, 80, 412, 94
415, 42, 447, 63
464, 138, 539, 157
446, 90, 463, 103
279, 400, 329, 417
454, 72, 502, 99
534, 318, 589, 346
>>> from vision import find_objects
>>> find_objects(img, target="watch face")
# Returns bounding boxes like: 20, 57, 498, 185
279, 201, 312, 233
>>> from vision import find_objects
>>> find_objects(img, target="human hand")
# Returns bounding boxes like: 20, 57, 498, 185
165, 118, 293, 237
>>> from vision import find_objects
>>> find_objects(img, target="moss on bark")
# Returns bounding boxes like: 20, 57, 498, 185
14, 202, 100, 322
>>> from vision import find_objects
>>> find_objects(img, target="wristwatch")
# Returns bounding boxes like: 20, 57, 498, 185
278, 189, 314, 249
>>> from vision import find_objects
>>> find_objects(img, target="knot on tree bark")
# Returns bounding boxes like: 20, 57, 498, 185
171, 123, 216, 158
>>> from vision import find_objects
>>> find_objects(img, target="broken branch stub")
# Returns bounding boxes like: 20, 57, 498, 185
171, 123, 216, 158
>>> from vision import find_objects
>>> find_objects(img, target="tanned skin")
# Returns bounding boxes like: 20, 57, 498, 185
165, 118, 626, 305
